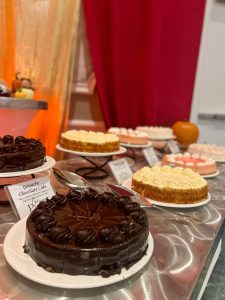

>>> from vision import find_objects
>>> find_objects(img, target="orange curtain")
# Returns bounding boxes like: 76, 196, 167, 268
0, 0, 81, 157
0, 0, 15, 86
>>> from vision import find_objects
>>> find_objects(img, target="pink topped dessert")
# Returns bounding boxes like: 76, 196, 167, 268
162, 152, 217, 175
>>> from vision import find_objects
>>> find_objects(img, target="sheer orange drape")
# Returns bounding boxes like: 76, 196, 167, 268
0, 0, 15, 86
0, 0, 81, 156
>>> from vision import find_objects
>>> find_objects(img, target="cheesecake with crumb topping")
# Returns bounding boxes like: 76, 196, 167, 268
60, 130, 119, 153
132, 165, 208, 204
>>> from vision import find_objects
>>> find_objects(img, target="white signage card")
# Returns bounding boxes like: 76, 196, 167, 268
167, 140, 180, 154
5, 176, 55, 219
108, 158, 133, 184
142, 147, 159, 166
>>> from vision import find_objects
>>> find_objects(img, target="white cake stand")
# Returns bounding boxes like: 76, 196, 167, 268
56, 144, 127, 179
120, 141, 152, 160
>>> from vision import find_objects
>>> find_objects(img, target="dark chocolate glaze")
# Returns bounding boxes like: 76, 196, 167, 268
25, 191, 149, 277
0, 135, 46, 172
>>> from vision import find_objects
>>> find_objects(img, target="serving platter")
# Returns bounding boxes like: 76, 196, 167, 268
4, 217, 154, 289
56, 144, 127, 157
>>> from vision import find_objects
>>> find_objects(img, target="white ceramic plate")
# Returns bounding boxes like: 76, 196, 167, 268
203, 170, 220, 178
56, 144, 127, 157
3, 217, 154, 289
0, 156, 55, 178
120, 141, 152, 149
122, 178, 211, 208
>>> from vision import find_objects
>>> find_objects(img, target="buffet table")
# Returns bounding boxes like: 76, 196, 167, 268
0, 151, 225, 300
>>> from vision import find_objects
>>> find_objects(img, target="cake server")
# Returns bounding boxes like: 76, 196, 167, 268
106, 183, 202, 224
52, 168, 101, 192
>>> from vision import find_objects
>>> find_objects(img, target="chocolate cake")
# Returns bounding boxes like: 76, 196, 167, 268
0, 135, 46, 172
24, 188, 149, 277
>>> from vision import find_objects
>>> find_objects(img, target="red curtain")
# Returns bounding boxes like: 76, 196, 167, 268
83, 0, 205, 128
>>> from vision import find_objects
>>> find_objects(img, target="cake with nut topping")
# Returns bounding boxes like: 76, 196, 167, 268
0, 135, 46, 172
24, 188, 149, 277
60, 130, 119, 153
132, 166, 208, 204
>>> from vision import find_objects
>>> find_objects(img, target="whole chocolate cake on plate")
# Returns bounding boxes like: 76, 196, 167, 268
0, 135, 46, 172
24, 188, 149, 277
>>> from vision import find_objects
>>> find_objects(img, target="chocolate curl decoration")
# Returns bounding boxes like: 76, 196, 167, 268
119, 218, 141, 235
31, 208, 51, 220
100, 226, 124, 244
37, 199, 56, 209
85, 188, 98, 200
67, 190, 84, 201
18, 143, 33, 152
116, 196, 132, 208
15, 136, 27, 144
4, 145, 17, 153
130, 209, 146, 224
51, 193, 67, 206
99, 192, 115, 205
75, 229, 97, 244
0, 140, 4, 154
34, 214, 56, 232
2, 135, 14, 144
124, 202, 140, 212
48, 226, 73, 243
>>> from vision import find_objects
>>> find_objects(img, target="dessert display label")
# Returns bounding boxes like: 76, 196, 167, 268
108, 158, 133, 184
5, 176, 55, 219
167, 140, 180, 154
142, 147, 159, 166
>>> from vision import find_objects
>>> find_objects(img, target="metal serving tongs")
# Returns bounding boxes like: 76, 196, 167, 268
106, 183, 202, 225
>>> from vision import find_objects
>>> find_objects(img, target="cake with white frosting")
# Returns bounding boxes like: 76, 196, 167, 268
60, 130, 119, 153
188, 143, 225, 162
162, 152, 217, 175
108, 127, 149, 145
136, 126, 174, 140
132, 165, 208, 204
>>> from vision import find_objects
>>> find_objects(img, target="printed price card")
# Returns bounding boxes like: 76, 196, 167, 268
142, 147, 159, 166
5, 176, 55, 219
167, 140, 180, 154
108, 158, 133, 184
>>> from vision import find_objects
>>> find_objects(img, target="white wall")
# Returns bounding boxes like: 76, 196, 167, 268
190, 0, 225, 146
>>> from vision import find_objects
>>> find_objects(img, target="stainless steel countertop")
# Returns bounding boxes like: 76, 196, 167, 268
0, 153, 225, 300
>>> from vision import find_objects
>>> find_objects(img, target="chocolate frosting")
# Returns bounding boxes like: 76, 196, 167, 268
0, 135, 46, 172
51, 194, 67, 205
48, 226, 73, 243
67, 190, 84, 201
2, 135, 14, 144
34, 214, 56, 233
25, 189, 149, 277
75, 229, 97, 244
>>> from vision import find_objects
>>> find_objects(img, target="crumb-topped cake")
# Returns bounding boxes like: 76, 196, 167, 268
162, 152, 217, 175
60, 130, 119, 153
107, 127, 149, 145
188, 143, 225, 162
0, 135, 46, 172
136, 126, 174, 140
24, 188, 149, 277
132, 165, 208, 204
